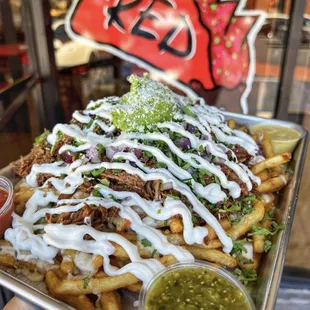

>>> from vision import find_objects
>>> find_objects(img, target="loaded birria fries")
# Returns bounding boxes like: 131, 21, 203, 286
0, 75, 290, 309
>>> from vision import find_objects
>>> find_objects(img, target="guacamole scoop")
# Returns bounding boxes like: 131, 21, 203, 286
111, 74, 180, 132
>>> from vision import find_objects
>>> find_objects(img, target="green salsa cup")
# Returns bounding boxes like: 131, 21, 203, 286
139, 261, 255, 310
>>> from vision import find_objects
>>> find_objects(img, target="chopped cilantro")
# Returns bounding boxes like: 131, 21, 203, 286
231, 213, 243, 226
83, 272, 91, 289
191, 214, 199, 226
91, 167, 105, 177
157, 209, 162, 214
231, 239, 247, 260
229, 204, 241, 212
73, 138, 84, 147
214, 176, 221, 185
156, 162, 167, 169
99, 178, 110, 186
233, 268, 257, 285
97, 144, 105, 155
151, 249, 157, 258
198, 144, 204, 153
263, 209, 274, 222
86, 120, 94, 129
113, 157, 125, 163
242, 195, 256, 202
143, 151, 153, 158
34, 130, 50, 146
182, 162, 191, 170
141, 239, 152, 247
34, 229, 45, 235
35, 217, 47, 225
92, 188, 102, 197
167, 195, 180, 200
183, 105, 195, 117
249, 221, 284, 236
177, 156, 182, 166
182, 178, 193, 185
199, 168, 212, 177
249, 226, 271, 236
112, 169, 121, 175
264, 240, 272, 252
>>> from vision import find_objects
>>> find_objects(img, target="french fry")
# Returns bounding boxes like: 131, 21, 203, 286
94, 271, 107, 278
165, 233, 222, 249
100, 291, 121, 310
257, 170, 269, 182
184, 246, 237, 268
0, 255, 16, 268
16, 269, 44, 283
259, 193, 275, 205
204, 218, 231, 243
257, 174, 289, 193
93, 255, 104, 272
60, 250, 76, 274
14, 187, 34, 204
261, 132, 283, 177
170, 217, 183, 233
126, 282, 142, 293
251, 133, 259, 142
251, 153, 291, 175
118, 232, 137, 242
238, 253, 261, 271
238, 125, 248, 133
159, 255, 177, 266
227, 119, 235, 129
252, 233, 265, 254
0, 240, 12, 247
45, 270, 139, 295
261, 132, 274, 158
54, 294, 95, 310
253, 219, 272, 254
226, 201, 265, 240
112, 242, 152, 260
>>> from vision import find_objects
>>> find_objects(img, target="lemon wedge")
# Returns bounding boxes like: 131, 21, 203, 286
250, 124, 300, 154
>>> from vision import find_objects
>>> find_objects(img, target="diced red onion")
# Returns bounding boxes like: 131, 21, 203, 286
175, 137, 191, 149
86, 146, 100, 163
105, 132, 114, 138
106, 146, 118, 159
187, 124, 197, 133
215, 157, 225, 164
201, 135, 210, 141
134, 148, 142, 158
60, 152, 73, 164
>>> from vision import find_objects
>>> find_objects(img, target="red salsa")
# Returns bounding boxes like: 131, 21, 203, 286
0, 188, 8, 210
0, 186, 13, 238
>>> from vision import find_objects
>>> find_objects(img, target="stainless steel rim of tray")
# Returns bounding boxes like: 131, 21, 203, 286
0, 112, 308, 310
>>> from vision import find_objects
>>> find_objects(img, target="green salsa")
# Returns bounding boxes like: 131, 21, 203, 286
145, 267, 251, 310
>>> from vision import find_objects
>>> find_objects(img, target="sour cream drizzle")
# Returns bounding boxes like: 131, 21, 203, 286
5, 94, 262, 286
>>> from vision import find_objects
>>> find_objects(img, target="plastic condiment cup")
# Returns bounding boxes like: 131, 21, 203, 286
0, 176, 14, 238
139, 261, 255, 310
250, 124, 301, 154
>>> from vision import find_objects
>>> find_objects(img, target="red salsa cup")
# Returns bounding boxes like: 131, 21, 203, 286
0, 176, 14, 238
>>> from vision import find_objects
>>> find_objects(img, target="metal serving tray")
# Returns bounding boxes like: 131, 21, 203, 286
0, 112, 308, 310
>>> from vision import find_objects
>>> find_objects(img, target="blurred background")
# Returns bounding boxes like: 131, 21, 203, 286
0, 0, 309, 287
